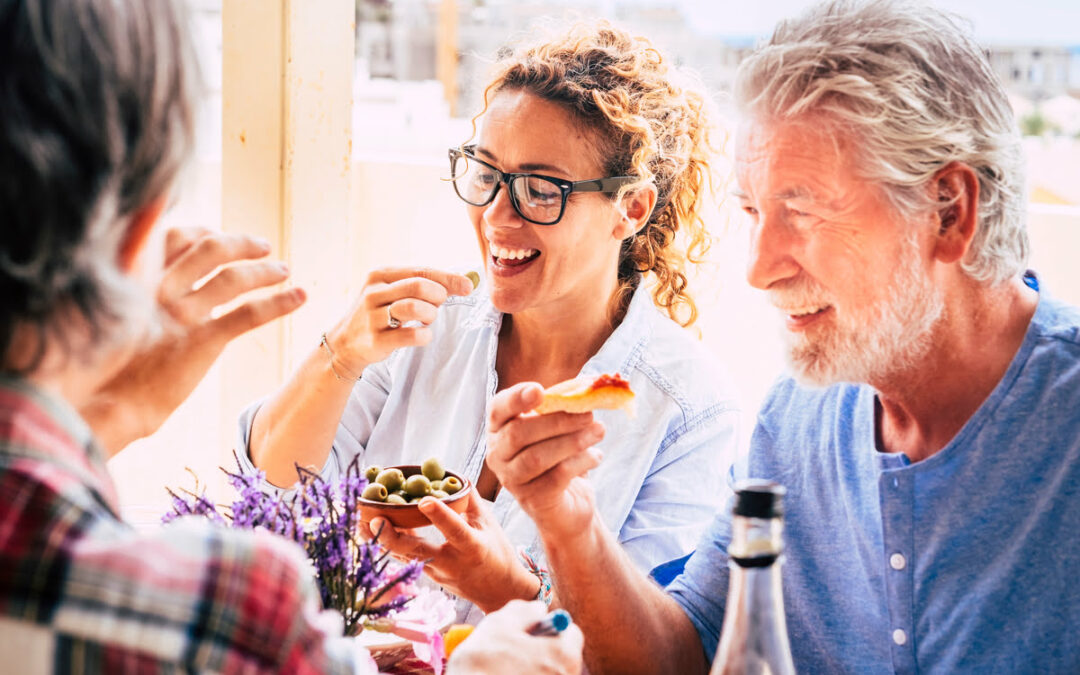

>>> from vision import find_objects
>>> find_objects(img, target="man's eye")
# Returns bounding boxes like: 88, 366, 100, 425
741, 206, 759, 217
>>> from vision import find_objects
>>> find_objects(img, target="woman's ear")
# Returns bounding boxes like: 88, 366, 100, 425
118, 196, 168, 273
930, 162, 979, 265
612, 184, 658, 240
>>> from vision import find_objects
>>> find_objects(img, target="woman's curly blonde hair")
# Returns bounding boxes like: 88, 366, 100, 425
474, 20, 719, 327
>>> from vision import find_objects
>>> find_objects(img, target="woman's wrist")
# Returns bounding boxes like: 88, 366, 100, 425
322, 327, 368, 382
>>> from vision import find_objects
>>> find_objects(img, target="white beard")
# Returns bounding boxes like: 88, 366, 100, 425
776, 238, 945, 387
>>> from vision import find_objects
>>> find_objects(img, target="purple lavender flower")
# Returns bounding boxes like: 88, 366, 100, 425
162, 453, 412, 636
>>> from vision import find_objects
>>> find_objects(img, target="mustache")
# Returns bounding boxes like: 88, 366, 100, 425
767, 277, 832, 310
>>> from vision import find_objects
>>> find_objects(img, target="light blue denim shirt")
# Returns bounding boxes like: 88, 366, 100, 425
238, 280, 739, 620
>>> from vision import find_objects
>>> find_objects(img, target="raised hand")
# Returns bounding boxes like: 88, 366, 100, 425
83, 228, 305, 456
485, 382, 605, 543
368, 494, 539, 613
323, 267, 473, 376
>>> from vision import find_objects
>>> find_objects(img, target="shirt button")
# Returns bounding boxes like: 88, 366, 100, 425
890, 553, 907, 570
893, 629, 907, 646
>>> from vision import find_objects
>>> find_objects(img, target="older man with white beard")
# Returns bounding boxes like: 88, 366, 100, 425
482, 1, 1080, 673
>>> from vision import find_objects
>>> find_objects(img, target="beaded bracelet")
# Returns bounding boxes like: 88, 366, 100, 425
517, 546, 554, 606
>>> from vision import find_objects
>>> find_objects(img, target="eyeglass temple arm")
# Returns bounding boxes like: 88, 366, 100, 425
570, 176, 638, 193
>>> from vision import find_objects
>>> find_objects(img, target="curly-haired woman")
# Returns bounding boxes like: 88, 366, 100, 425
238, 20, 739, 621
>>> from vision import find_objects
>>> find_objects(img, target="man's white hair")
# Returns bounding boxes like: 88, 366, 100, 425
735, 0, 1028, 285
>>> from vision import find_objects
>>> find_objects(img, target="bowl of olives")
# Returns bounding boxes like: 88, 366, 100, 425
358, 457, 471, 529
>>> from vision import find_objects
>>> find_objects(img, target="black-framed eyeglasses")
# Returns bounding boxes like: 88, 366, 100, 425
448, 145, 638, 225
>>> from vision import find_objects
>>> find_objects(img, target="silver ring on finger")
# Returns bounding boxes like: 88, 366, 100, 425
386, 305, 401, 330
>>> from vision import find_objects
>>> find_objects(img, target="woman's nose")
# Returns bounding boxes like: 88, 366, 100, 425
482, 183, 525, 229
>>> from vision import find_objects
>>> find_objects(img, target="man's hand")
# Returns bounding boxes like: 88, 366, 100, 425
368, 494, 539, 613
448, 600, 584, 675
83, 228, 305, 456
485, 382, 604, 543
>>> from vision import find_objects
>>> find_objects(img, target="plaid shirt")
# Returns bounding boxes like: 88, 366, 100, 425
0, 378, 373, 674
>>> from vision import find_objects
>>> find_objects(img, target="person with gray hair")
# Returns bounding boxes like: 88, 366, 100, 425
0, 0, 585, 672
483, 1, 1080, 672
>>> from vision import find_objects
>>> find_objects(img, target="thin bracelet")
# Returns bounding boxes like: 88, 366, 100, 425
319, 332, 361, 382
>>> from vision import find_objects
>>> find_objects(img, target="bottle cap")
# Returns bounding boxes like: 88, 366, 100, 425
732, 479, 785, 518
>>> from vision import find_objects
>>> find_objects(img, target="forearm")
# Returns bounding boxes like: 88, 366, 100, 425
541, 515, 708, 675
248, 346, 358, 486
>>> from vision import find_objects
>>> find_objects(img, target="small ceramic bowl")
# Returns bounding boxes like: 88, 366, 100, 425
358, 465, 472, 529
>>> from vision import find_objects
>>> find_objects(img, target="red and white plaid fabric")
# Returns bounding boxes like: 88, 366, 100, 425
0, 378, 374, 674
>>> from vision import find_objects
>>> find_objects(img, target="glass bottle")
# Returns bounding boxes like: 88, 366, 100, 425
709, 479, 796, 675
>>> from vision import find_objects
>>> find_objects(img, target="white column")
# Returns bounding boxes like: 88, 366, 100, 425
221, 0, 354, 469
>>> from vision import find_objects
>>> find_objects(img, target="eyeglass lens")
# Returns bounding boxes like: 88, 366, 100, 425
452, 154, 563, 224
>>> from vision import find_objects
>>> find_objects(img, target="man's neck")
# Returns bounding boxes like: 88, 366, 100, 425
5, 322, 128, 410
872, 275, 1039, 463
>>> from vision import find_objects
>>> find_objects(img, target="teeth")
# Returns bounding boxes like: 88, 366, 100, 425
491, 245, 537, 260
785, 305, 826, 317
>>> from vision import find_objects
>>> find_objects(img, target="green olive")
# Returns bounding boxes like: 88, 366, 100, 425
392, 489, 409, 499
466, 270, 481, 290
364, 465, 383, 483
421, 457, 446, 481
362, 483, 388, 502
375, 468, 405, 492
442, 476, 463, 495
404, 474, 432, 497
386, 493, 408, 505
429, 479, 443, 492
408, 496, 423, 504
431, 489, 450, 500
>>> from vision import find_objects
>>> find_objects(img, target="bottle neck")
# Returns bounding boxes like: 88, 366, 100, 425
711, 514, 795, 675
727, 513, 784, 564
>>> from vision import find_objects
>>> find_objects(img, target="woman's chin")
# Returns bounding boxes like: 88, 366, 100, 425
487, 287, 534, 315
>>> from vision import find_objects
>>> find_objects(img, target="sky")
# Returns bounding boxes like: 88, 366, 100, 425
667, 0, 1080, 44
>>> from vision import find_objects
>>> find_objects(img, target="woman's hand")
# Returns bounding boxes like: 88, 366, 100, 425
448, 600, 584, 675
485, 382, 606, 544
83, 227, 305, 456
324, 267, 473, 375
368, 494, 539, 613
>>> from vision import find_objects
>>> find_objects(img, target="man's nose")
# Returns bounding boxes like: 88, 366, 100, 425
746, 211, 800, 290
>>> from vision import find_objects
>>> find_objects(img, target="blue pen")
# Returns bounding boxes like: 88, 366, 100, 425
526, 609, 573, 636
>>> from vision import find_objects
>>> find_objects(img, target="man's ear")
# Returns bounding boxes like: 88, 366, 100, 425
930, 162, 979, 264
118, 196, 168, 273
613, 184, 658, 240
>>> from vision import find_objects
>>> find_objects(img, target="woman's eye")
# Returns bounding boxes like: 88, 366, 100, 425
529, 188, 559, 203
